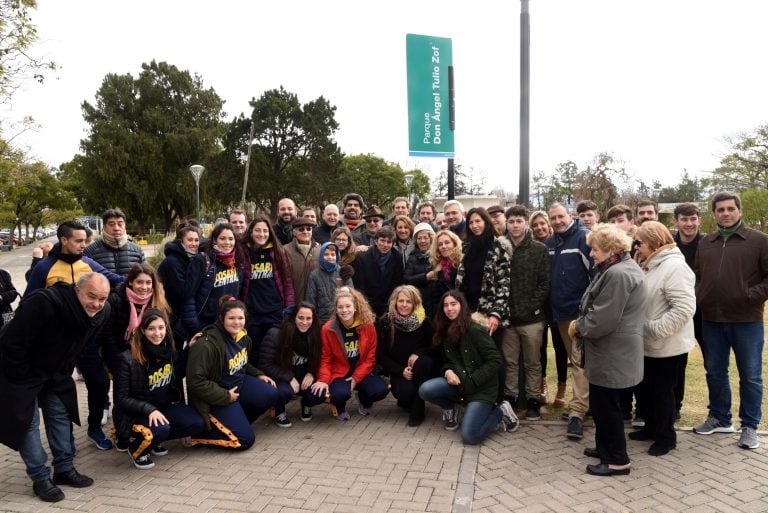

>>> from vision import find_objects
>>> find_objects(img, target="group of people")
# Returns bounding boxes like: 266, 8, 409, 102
0, 189, 766, 502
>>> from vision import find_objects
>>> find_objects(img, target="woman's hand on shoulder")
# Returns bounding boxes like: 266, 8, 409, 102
186, 332, 203, 349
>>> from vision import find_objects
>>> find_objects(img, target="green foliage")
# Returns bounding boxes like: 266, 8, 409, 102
740, 188, 768, 232
0, 0, 56, 104
706, 124, 768, 192
657, 170, 704, 203
215, 86, 343, 217
338, 154, 408, 209
70, 60, 225, 232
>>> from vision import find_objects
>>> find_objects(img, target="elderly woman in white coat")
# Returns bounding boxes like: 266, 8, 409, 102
630, 221, 695, 456
571, 224, 647, 477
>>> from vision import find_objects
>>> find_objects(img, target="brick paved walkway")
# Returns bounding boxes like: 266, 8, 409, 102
1, 388, 766, 512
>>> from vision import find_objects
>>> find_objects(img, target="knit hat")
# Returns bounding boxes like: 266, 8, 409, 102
413, 222, 435, 237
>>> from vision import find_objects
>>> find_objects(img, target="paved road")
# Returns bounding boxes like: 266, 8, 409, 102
0, 241, 766, 512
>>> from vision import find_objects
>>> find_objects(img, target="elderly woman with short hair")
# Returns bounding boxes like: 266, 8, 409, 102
571, 223, 647, 476
631, 221, 695, 456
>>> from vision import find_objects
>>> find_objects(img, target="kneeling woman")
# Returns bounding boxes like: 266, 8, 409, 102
115, 309, 204, 470
311, 288, 388, 420
259, 303, 326, 427
186, 297, 278, 450
376, 285, 437, 426
419, 290, 517, 445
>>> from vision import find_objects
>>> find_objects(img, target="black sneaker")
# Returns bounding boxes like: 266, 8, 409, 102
151, 445, 169, 456
300, 405, 312, 422
526, 399, 541, 421
442, 407, 459, 431
566, 416, 583, 440
275, 413, 292, 428
132, 453, 155, 470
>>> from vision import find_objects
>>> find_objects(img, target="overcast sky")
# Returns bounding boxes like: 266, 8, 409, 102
6, 0, 768, 194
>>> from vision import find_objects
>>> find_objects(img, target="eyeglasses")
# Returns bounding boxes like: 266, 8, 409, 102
296, 226, 313, 232
334, 238, 348, 244
365, 218, 382, 224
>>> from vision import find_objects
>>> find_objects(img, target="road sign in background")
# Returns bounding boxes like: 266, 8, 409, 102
406, 34, 454, 158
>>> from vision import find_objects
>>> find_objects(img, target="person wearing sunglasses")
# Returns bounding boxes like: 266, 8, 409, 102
284, 217, 320, 303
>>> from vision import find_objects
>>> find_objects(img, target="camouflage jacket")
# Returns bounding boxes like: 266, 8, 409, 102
456, 237, 510, 322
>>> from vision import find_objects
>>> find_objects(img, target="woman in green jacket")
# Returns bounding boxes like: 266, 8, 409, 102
418, 290, 518, 444
186, 297, 278, 450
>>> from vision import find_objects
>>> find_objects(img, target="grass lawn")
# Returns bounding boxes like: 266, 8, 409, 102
538, 321, 768, 432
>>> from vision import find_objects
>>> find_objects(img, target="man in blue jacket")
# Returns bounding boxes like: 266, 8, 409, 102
546, 203, 594, 440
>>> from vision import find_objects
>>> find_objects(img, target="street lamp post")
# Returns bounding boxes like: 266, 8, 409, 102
404, 173, 414, 216
189, 164, 205, 220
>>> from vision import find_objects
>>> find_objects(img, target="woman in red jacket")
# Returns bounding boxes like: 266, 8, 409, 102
311, 287, 388, 420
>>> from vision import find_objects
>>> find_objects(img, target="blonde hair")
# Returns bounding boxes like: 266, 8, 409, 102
586, 223, 632, 255
387, 285, 423, 319
334, 287, 375, 326
393, 215, 416, 240
634, 221, 674, 252
429, 230, 463, 268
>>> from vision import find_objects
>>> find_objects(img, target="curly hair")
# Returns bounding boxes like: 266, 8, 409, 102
334, 287, 375, 326
586, 223, 633, 255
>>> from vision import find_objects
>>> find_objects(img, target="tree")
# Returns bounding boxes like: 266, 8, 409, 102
657, 170, 703, 203
433, 162, 487, 197
217, 87, 343, 217
337, 154, 409, 209
740, 188, 768, 232
706, 124, 768, 192
572, 152, 625, 214
70, 61, 225, 232
0, 0, 56, 104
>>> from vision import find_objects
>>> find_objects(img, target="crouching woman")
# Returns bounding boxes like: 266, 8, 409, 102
419, 290, 518, 444
186, 297, 279, 450
115, 309, 204, 469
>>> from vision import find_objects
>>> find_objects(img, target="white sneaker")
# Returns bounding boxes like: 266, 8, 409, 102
100, 408, 109, 427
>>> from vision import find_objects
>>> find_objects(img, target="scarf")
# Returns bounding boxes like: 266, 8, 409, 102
214, 247, 236, 270
440, 256, 454, 282
296, 242, 312, 257
102, 232, 128, 249
376, 247, 391, 273
391, 304, 425, 333
638, 242, 677, 271
141, 336, 173, 364
595, 251, 626, 275
718, 220, 742, 240
125, 286, 152, 340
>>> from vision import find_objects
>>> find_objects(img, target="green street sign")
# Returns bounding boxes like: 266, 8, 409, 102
406, 33, 454, 158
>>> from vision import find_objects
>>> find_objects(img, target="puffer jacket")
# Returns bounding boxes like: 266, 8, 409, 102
641, 246, 696, 358
441, 323, 501, 404
306, 242, 352, 323
114, 348, 185, 439
84, 239, 146, 277
546, 219, 594, 321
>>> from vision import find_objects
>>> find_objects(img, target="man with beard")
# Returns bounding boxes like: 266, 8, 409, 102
273, 198, 298, 244
0, 273, 110, 502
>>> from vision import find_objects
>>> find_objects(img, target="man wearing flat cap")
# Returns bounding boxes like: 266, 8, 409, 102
353, 205, 385, 250
284, 216, 320, 302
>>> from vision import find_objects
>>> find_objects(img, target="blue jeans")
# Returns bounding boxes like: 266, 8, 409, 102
419, 377, 502, 445
20, 390, 74, 482
702, 321, 764, 429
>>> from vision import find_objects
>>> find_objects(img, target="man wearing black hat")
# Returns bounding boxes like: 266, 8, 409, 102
284, 216, 320, 302
353, 205, 385, 250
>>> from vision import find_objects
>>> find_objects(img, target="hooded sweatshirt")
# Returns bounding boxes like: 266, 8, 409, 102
306, 242, 352, 323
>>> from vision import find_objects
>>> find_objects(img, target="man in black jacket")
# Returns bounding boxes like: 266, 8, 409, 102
0, 273, 110, 502
84, 208, 146, 277
352, 226, 404, 316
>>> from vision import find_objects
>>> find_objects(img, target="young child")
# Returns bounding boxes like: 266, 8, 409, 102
306, 242, 352, 323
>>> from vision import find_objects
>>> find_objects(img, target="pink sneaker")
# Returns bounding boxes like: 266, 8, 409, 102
358, 405, 371, 416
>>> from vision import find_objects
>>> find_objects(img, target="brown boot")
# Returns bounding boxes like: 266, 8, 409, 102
553, 382, 567, 408
540, 378, 549, 404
